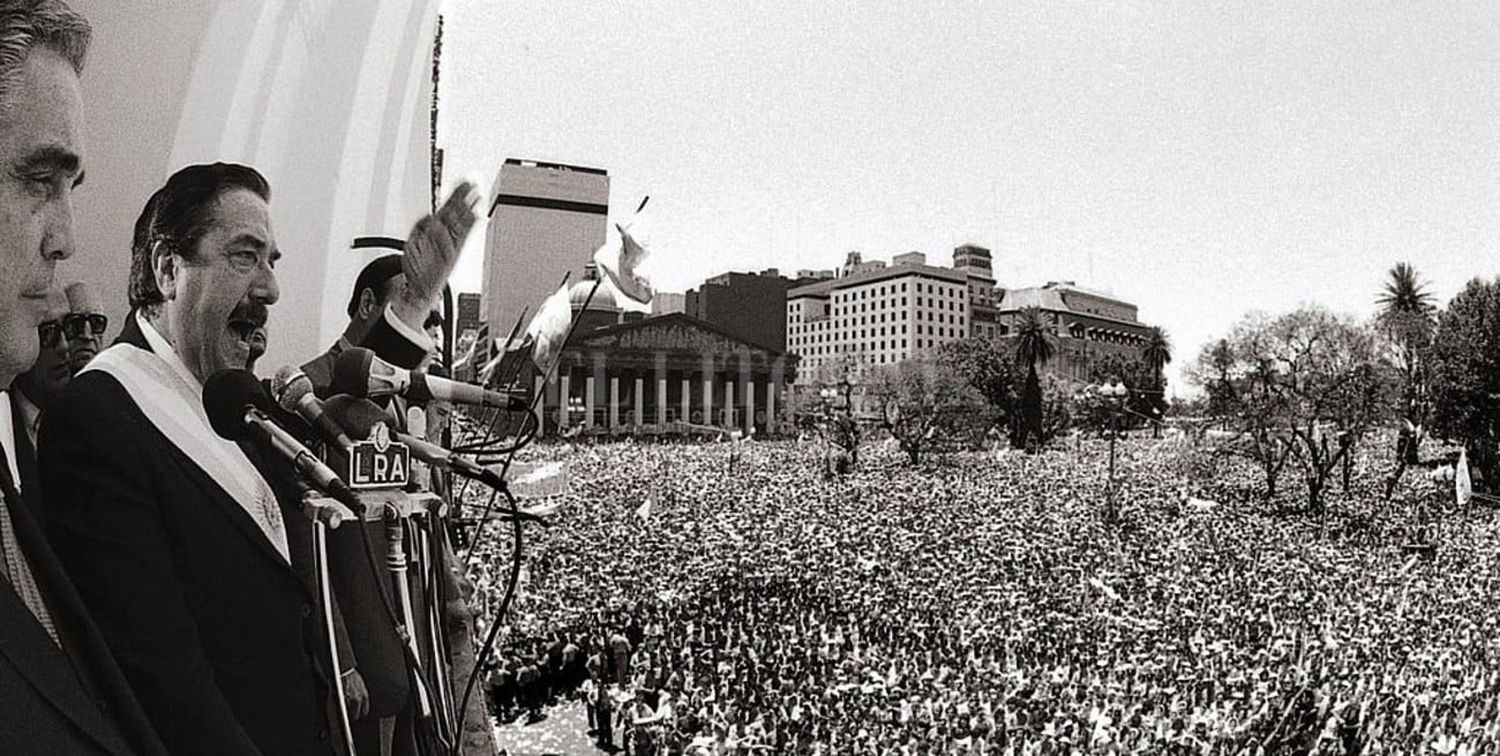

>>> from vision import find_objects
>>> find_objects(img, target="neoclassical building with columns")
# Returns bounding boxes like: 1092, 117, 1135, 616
515, 279, 799, 438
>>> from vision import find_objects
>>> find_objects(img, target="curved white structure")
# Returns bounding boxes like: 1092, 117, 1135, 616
69, 0, 439, 371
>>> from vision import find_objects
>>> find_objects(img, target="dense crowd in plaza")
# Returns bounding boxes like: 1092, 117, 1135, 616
458, 431, 1500, 755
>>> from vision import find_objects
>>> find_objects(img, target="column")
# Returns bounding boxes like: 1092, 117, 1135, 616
745, 379, 756, 435
740, 358, 754, 434
724, 379, 735, 429
609, 376, 620, 430
702, 358, 714, 429
766, 379, 777, 435
653, 353, 668, 428
558, 371, 571, 434
657, 374, 668, 427
680, 376, 690, 429
584, 374, 596, 429
592, 354, 608, 430
634, 375, 644, 431
702, 376, 714, 428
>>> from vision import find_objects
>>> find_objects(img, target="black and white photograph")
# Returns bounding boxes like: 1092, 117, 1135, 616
0, 1, 1497, 754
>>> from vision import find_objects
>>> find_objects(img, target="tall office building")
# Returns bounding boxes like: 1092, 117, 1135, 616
482, 159, 610, 337
786, 252, 972, 380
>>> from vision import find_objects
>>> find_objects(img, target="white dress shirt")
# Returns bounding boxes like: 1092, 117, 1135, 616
0, 391, 20, 492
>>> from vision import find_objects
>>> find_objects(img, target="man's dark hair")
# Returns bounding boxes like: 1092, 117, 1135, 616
128, 162, 271, 310
346, 253, 404, 319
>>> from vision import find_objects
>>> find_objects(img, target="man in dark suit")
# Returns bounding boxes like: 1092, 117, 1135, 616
302, 246, 406, 395
40, 162, 341, 755
8, 289, 68, 517
302, 241, 478, 756
0, 2, 166, 753
42, 163, 478, 755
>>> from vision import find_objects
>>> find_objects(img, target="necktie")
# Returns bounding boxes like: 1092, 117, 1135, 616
0, 440, 60, 646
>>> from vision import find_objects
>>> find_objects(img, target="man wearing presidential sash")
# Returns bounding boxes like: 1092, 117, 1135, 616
39, 163, 338, 755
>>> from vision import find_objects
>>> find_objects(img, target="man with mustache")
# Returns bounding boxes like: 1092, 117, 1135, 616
39, 160, 478, 755
39, 162, 324, 756
0, 2, 167, 753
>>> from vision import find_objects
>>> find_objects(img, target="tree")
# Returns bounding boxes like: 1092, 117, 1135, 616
1011, 307, 1055, 452
937, 336, 1015, 411
1427, 276, 1500, 491
1142, 326, 1173, 437
868, 357, 988, 464
1188, 308, 1396, 510
1375, 262, 1437, 465
1197, 338, 1237, 430
938, 336, 1016, 440
1187, 315, 1296, 501
1376, 261, 1438, 318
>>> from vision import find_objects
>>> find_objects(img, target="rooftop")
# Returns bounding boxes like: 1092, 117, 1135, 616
502, 157, 608, 176
787, 262, 967, 299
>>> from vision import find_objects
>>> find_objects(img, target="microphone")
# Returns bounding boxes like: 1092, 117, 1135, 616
331, 346, 524, 409
322, 395, 508, 491
203, 369, 364, 515
271, 366, 354, 452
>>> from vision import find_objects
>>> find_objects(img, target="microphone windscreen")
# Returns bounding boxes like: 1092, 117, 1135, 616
203, 369, 272, 442
272, 366, 316, 414
321, 394, 394, 441
331, 347, 376, 399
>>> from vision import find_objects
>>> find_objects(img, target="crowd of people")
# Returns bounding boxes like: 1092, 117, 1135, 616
463, 431, 1500, 754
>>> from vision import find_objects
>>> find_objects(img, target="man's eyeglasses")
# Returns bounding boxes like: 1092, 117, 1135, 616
61, 313, 108, 340
38, 313, 108, 349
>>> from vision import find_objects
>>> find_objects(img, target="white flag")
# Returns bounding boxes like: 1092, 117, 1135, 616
635, 496, 653, 521
592, 212, 654, 306
525, 284, 573, 375
1457, 448, 1473, 506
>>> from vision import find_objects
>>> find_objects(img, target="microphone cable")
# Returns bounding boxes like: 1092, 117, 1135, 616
450, 467, 525, 756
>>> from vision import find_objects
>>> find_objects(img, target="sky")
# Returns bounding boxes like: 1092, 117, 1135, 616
436, 0, 1500, 396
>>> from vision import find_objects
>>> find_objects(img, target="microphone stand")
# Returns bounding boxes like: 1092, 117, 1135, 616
304, 495, 359, 754
385, 511, 438, 725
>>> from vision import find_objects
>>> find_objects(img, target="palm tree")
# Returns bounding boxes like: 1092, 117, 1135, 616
1376, 262, 1437, 463
1142, 326, 1172, 437
1012, 307, 1054, 451
1376, 262, 1436, 319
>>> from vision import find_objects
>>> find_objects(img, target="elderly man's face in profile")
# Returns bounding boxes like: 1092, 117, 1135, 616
0, 48, 85, 382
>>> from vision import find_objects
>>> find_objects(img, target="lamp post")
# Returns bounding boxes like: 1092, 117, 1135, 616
1096, 379, 1129, 523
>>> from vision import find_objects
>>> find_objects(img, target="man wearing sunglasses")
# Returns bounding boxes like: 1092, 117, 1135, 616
8, 289, 70, 518
63, 280, 107, 373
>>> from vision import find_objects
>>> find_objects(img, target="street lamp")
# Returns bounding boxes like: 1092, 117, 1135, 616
1096, 379, 1129, 522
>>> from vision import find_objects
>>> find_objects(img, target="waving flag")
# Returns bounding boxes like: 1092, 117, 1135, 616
1457, 448, 1473, 506
526, 284, 574, 376
593, 197, 655, 306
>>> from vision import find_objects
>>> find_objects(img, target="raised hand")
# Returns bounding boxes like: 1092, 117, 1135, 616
393, 181, 480, 331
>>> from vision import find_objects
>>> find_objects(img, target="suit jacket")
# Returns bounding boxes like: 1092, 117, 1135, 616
40, 315, 336, 756
0, 461, 169, 756
304, 307, 429, 401
302, 338, 346, 400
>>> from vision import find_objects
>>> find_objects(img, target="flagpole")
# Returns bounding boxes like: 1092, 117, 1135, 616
489, 305, 529, 381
